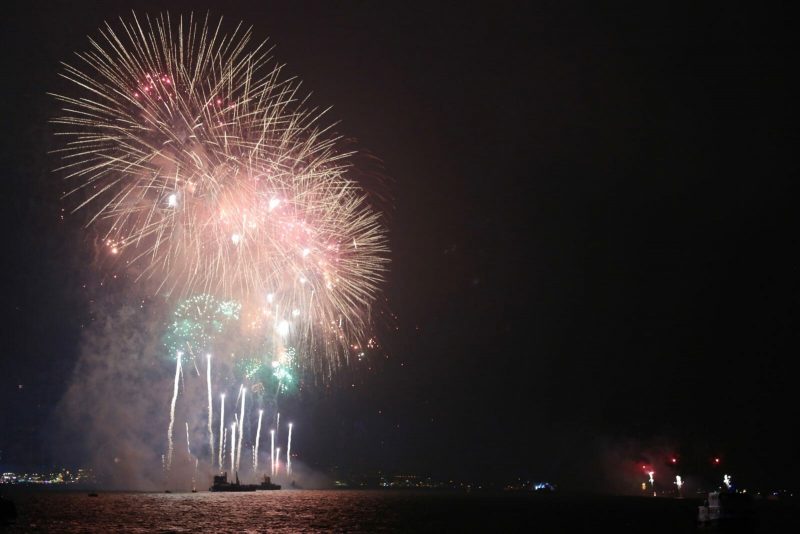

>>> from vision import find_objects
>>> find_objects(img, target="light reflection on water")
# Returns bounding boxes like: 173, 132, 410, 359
8, 490, 408, 533
5, 489, 710, 533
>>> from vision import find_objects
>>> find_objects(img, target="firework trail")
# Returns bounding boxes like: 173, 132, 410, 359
236, 384, 244, 407
276, 412, 280, 444
270, 429, 275, 476
287, 422, 293, 475
166, 352, 182, 470
275, 447, 281, 475
52, 13, 389, 372
206, 354, 214, 465
185, 421, 191, 457
218, 394, 226, 470
254, 409, 263, 472
231, 422, 237, 475
180, 358, 186, 391
222, 427, 227, 471
237, 387, 246, 472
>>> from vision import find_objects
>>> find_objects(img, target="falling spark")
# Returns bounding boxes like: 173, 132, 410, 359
287, 422, 293, 476
276, 320, 290, 338
218, 394, 226, 470
166, 352, 182, 470
206, 354, 214, 466
254, 409, 264, 472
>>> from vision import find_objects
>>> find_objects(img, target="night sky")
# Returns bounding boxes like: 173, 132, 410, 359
1, 1, 796, 490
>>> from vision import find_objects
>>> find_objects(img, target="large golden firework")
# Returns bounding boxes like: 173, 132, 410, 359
51, 12, 388, 370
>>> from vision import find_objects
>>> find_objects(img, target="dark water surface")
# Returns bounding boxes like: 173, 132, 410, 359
3, 490, 798, 532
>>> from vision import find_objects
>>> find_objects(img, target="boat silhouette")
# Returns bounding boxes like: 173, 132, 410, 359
210, 472, 281, 492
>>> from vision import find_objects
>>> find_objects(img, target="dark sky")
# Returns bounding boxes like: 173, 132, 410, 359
1, 1, 796, 490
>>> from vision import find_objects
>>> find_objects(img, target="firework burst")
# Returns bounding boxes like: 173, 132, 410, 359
52, 12, 388, 371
